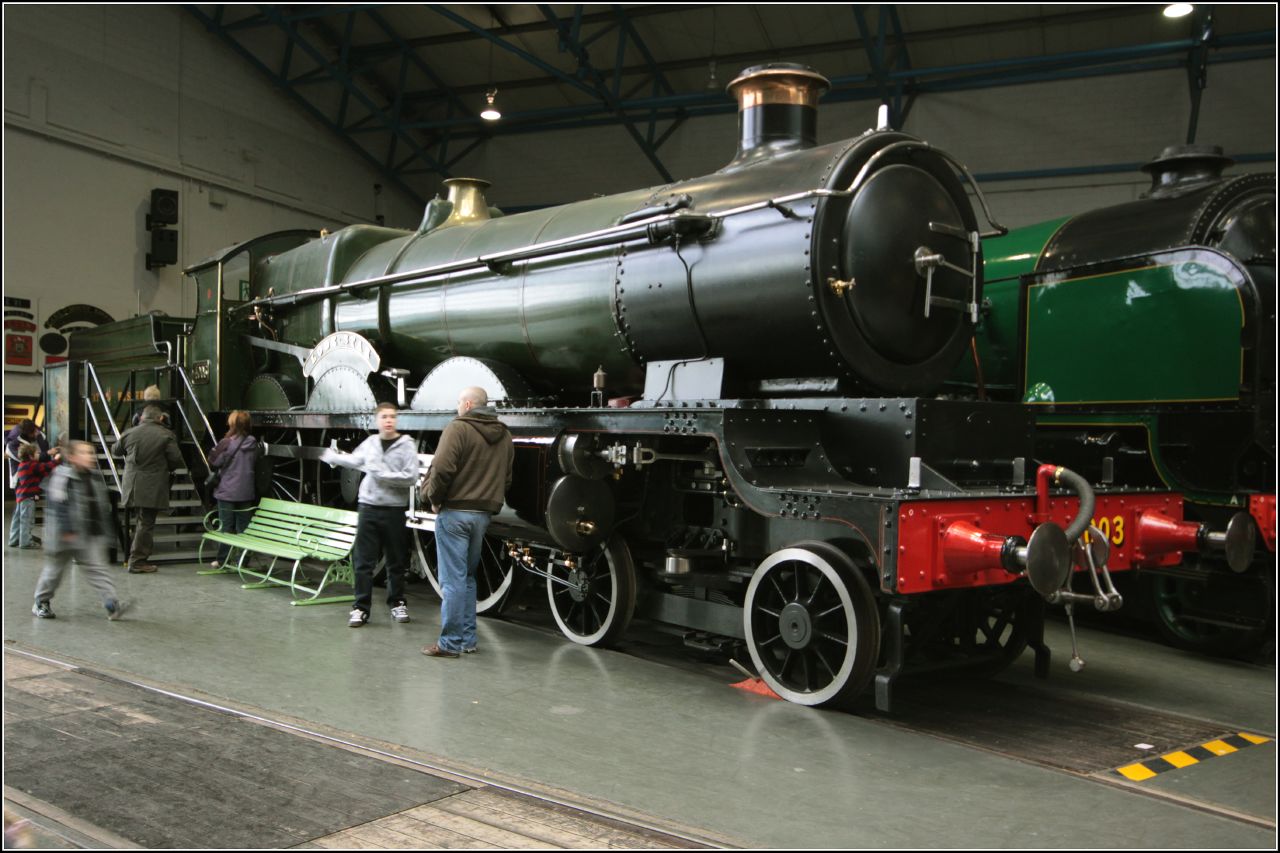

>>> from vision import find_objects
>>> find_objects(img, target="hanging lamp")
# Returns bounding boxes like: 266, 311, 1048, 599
481, 88, 501, 121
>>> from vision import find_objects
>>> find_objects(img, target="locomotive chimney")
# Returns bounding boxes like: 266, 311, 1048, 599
440, 177, 493, 227
1140, 144, 1234, 198
726, 63, 830, 165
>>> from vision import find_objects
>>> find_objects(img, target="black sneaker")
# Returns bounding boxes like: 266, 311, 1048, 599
348, 608, 369, 628
106, 600, 129, 621
32, 601, 55, 619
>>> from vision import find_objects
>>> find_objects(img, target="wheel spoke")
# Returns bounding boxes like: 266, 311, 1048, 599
768, 573, 788, 603
814, 603, 844, 621
584, 599, 602, 634
813, 647, 837, 679
780, 649, 795, 678
805, 572, 826, 606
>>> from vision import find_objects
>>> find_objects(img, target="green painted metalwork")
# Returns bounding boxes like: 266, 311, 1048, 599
199, 498, 359, 605
982, 216, 1069, 284
1023, 253, 1244, 404
1036, 412, 1257, 506
184, 231, 319, 412
266, 226, 407, 348
68, 316, 190, 433
327, 188, 654, 391
949, 216, 1069, 394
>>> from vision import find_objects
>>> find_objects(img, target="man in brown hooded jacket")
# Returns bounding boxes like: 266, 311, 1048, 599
421, 386, 514, 657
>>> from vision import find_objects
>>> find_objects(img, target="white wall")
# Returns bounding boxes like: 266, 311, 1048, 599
3, 5, 422, 398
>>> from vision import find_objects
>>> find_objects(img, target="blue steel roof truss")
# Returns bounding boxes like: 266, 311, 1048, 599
184, 5, 1274, 195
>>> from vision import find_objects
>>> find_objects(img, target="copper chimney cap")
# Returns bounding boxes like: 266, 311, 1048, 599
726, 63, 830, 110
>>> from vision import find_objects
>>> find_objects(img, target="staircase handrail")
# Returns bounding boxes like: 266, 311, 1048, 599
163, 364, 214, 472
82, 361, 123, 494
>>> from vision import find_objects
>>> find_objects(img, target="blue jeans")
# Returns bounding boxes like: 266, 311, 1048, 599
215, 500, 255, 562
9, 499, 35, 546
435, 509, 491, 653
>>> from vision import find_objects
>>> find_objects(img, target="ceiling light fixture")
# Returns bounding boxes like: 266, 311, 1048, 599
481, 88, 502, 121
480, 12, 501, 122
705, 7, 719, 90
1163, 3, 1194, 18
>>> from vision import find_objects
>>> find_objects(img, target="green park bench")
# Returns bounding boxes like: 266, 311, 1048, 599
198, 498, 359, 606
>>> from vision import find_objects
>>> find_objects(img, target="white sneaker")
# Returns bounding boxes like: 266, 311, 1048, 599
348, 608, 368, 628
390, 604, 410, 623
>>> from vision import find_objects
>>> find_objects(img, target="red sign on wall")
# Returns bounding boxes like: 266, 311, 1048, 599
4, 316, 36, 371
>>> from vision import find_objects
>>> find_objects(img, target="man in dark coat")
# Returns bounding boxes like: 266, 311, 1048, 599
113, 405, 182, 573
420, 386, 514, 658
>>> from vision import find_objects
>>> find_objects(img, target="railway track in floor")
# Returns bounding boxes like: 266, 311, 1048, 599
6, 590, 1273, 844
3, 646, 736, 849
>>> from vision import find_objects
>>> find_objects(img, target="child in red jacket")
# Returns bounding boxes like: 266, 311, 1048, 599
8, 442, 60, 549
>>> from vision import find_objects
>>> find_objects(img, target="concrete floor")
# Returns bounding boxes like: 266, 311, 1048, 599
2, 513, 1276, 848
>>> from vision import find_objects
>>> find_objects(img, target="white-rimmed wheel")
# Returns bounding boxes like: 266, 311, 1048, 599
411, 529, 521, 615
258, 428, 305, 502
744, 542, 880, 707
547, 536, 636, 646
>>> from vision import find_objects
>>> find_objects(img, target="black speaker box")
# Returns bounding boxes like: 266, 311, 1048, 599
150, 188, 179, 226
147, 228, 178, 269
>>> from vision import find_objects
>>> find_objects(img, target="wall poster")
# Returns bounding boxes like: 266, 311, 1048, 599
3, 295, 39, 373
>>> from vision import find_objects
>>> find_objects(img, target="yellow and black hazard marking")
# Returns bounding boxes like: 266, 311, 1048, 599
1115, 732, 1272, 782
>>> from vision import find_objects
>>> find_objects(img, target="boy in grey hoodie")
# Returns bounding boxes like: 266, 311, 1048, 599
320, 402, 420, 627
32, 441, 127, 620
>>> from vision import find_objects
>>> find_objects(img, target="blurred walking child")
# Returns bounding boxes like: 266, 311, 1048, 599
9, 442, 60, 548
32, 440, 127, 621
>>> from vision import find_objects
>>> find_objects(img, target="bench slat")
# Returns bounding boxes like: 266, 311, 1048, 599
201, 499, 363, 606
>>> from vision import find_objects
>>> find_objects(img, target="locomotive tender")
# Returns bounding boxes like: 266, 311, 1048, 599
58, 64, 1251, 711
948, 145, 1276, 654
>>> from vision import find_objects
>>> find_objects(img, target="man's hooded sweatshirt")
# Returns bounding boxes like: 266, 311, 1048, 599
425, 409, 514, 513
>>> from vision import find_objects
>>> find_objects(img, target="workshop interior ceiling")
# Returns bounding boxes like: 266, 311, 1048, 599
186, 4, 1277, 202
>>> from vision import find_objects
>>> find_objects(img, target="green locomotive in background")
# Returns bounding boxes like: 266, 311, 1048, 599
948, 144, 1275, 655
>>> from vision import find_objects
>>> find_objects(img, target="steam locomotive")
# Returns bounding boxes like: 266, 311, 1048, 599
53, 64, 1252, 711
948, 145, 1276, 654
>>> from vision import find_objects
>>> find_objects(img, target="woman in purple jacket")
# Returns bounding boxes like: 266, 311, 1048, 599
207, 410, 258, 568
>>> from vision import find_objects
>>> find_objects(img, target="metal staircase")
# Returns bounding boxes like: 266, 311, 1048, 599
81, 358, 217, 567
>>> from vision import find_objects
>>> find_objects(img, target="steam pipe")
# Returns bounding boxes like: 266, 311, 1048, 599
1036, 464, 1095, 542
